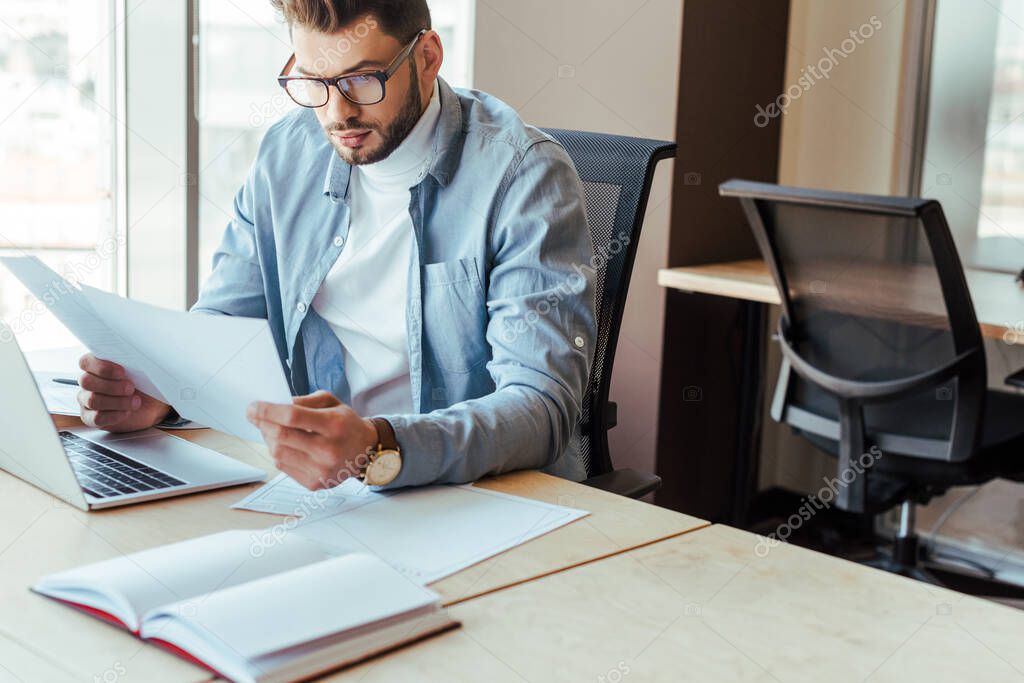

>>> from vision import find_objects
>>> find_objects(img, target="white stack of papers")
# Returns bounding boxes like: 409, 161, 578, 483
2, 257, 292, 441
235, 475, 589, 585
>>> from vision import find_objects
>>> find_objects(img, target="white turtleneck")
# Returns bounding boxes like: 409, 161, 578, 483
313, 82, 441, 417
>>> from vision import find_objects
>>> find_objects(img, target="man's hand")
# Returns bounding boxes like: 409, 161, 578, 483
246, 390, 378, 490
77, 354, 172, 432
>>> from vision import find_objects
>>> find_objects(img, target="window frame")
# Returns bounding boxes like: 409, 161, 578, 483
119, 0, 195, 309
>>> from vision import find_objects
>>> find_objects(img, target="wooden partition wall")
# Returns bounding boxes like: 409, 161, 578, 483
654, 0, 791, 521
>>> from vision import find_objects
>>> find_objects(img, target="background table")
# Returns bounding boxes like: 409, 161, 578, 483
657, 259, 1024, 525
659, 259, 1024, 341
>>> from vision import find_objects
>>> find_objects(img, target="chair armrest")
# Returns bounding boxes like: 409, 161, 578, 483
1006, 367, 1024, 389
582, 468, 661, 499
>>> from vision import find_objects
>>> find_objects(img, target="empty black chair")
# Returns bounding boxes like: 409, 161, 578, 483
543, 129, 675, 499
721, 179, 1024, 592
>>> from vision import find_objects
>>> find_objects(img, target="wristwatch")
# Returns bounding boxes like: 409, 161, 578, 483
361, 417, 402, 486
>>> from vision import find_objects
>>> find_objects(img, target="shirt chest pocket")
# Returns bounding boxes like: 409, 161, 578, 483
421, 257, 489, 374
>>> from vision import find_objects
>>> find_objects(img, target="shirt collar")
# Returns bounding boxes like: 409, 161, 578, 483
426, 77, 464, 187
323, 77, 464, 201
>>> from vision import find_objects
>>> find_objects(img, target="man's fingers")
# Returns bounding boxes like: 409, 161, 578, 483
95, 410, 131, 427
262, 423, 335, 459
78, 390, 141, 413
293, 390, 342, 410
266, 436, 352, 489
256, 421, 349, 473
247, 401, 329, 433
79, 353, 126, 380
82, 408, 131, 428
269, 444, 332, 488
79, 372, 135, 397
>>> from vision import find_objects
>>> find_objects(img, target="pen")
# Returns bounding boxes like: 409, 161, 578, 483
52, 378, 79, 387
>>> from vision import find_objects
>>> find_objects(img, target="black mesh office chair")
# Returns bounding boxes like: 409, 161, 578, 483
542, 129, 676, 499
721, 179, 1024, 594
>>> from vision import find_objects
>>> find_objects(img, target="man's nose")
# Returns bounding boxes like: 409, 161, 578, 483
324, 85, 360, 123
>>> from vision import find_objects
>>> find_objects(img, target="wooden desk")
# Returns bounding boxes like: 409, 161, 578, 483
0, 417, 707, 681
659, 259, 1024, 341
324, 524, 1024, 682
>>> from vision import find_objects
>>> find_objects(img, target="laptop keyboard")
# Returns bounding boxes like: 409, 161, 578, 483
59, 431, 186, 499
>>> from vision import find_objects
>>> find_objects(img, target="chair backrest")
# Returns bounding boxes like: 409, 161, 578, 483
720, 180, 987, 510
542, 128, 676, 477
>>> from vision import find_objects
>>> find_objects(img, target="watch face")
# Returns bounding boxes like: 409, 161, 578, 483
366, 449, 402, 486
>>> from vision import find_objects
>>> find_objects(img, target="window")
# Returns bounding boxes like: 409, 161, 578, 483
197, 2, 291, 285
197, 0, 476, 286
976, 4, 1024, 270
0, 0, 118, 351
1, 1, 478, 335
432, 0, 476, 88
922, 0, 1024, 273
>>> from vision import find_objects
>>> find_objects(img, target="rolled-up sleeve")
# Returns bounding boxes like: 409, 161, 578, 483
378, 140, 597, 488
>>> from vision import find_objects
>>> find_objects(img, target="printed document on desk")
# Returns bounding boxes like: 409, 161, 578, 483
31, 371, 83, 416
1, 256, 292, 441
236, 475, 590, 584
232, 474, 387, 518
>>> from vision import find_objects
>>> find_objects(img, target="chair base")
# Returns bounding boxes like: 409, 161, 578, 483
864, 554, 938, 584
865, 551, 1024, 600
863, 521, 1024, 600
583, 468, 661, 499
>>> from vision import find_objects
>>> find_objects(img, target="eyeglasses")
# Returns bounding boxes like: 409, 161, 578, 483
278, 29, 427, 108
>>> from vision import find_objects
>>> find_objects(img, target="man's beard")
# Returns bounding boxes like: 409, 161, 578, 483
325, 62, 424, 166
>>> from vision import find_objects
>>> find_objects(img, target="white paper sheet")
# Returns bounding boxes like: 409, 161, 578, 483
142, 553, 440, 660
232, 473, 387, 519
234, 477, 589, 585
2, 256, 292, 441
31, 371, 82, 416
2, 257, 168, 401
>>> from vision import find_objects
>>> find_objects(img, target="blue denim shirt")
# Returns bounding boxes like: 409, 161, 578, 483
193, 78, 596, 488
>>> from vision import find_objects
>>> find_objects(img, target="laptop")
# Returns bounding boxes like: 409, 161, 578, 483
0, 324, 266, 510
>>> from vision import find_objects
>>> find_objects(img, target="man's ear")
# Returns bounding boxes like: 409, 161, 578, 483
418, 30, 444, 84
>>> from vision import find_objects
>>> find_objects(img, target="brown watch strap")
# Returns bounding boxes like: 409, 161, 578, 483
370, 417, 399, 451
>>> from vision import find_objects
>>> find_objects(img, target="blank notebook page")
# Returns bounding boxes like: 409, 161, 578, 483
147, 553, 439, 659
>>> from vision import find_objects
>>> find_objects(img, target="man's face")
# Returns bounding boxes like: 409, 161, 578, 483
291, 22, 425, 165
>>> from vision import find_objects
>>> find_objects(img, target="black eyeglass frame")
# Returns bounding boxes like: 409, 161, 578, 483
277, 29, 428, 107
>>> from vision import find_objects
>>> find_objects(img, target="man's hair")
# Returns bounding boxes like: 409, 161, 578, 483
269, 0, 431, 43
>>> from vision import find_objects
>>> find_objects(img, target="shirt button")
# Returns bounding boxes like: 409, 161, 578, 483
333, 236, 344, 248
574, 336, 585, 348
297, 302, 307, 313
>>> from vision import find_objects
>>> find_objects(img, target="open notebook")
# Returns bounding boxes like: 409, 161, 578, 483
32, 530, 457, 683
